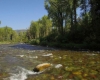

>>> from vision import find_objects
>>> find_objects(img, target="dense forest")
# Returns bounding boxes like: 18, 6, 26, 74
0, 0, 100, 50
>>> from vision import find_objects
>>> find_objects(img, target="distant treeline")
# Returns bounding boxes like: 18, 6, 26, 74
0, 26, 28, 42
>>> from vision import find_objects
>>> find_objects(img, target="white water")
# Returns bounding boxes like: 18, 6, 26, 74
42, 53, 53, 56
4, 66, 42, 80
55, 64, 63, 68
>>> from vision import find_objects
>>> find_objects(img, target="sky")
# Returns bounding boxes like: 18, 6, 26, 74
0, 0, 81, 30
0, 0, 48, 30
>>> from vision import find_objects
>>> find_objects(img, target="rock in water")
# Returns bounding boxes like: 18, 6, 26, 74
33, 63, 51, 72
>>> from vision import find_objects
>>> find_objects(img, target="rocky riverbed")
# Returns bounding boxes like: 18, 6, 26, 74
0, 43, 100, 80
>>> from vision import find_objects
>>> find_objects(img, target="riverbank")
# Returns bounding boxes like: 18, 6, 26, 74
29, 39, 100, 51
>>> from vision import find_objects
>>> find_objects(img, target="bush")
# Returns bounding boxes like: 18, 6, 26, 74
40, 41, 48, 46
29, 39, 40, 45
48, 42, 62, 48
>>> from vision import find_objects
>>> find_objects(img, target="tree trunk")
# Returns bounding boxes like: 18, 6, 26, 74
71, 11, 73, 30
57, 8, 63, 35
60, 12, 63, 35
73, 0, 77, 26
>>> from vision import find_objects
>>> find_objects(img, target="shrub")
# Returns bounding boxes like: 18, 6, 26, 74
40, 41, 48, 46
29, 39, 40, 45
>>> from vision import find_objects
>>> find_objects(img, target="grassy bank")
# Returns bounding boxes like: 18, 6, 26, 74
0, 41, 12, 44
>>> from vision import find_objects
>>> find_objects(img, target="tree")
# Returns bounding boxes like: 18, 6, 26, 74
27, 15, 52, 40
39, 15, 52, 36
29, 21, 39, 39
0, 26, 18, 42
89, 0, 100, 43
0, 21, 1, 25
45, 0, 67, 35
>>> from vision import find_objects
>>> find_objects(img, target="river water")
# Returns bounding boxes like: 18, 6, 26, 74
0, 43, 55, 80
0, 43, 100, 80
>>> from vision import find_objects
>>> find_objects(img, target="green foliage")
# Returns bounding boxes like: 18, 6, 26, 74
29, 39, 40, 45
45, 0, 67, 34
40, 41, 48, 46
0, 26, 17, 42
0, 26, 28, 43
27, 15, 52, 45
17, 31, 28, 42
26, 0, 100, 50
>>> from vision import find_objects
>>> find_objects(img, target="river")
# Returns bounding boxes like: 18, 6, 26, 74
0, 43, 55, 80
0, 43, 100, 80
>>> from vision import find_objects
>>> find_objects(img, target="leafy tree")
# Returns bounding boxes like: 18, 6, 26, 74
45, 0, 67, 35
26, 0, 100, 50
27, 15, 52, 40
0, 26, 18, 42
89, 0, 100, 43
39, 15, 52, 36
29, 21, 39, 39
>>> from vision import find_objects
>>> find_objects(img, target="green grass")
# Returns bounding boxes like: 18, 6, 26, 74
0, 41, 11, 44
0, 41, 18, 44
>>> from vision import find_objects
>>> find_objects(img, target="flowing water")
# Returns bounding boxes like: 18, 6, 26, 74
0, 43, 100, 80
0, 43, 54, 80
